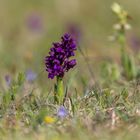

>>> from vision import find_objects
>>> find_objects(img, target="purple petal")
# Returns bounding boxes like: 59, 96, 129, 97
26, 70, 37, 82
57, 106, 68, 118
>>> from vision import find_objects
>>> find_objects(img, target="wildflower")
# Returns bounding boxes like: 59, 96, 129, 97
111, 2, 131, 31
26, 12, 43, 32
44, 116, 55, 124
26, 70, 37, 82
67, 23, 81, 44
111, 3, 136, 80
111, 3, 121, 15
45, 33, 77, 79
5, 75, 11, 87
57, 106, 68, 118
45, 33, 77, 104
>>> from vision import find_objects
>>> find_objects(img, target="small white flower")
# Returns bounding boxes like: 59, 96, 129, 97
111, 3, 121, 14
124, 23, 131, 30
113, 24, 121, 30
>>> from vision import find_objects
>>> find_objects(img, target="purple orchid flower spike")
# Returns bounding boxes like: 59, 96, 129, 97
26, 70, 37, 83
45, 33, 77, 79
57, 106, 68, 118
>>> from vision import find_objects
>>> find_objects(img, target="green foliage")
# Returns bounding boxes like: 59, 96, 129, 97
2, 73, 25, 109
101, 62, 120, 83
121, 52, 137, 80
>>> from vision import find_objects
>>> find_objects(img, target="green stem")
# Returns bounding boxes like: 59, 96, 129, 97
119, 28, 127, 67
119, 28, 125, 54
56, 76, 64, 104
118, 27, 134, 79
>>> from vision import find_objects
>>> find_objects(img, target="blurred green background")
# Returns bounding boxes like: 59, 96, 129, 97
0, 0, 139, 88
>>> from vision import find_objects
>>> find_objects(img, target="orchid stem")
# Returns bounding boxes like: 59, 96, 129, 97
56, 76, 64, 104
